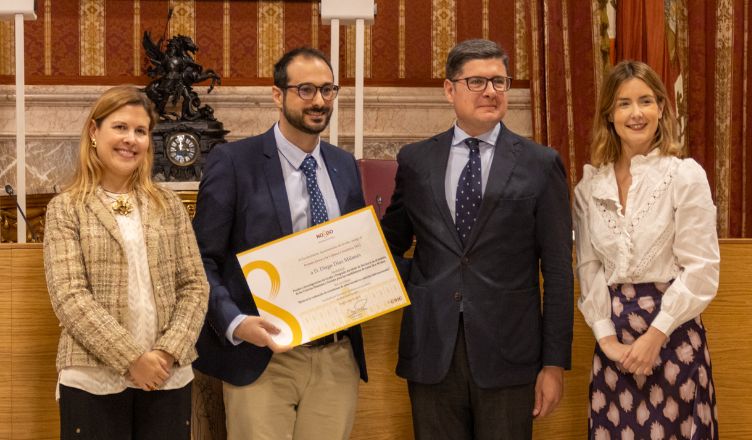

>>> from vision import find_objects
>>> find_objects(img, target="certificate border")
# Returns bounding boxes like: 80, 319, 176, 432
237, 205, 410, 345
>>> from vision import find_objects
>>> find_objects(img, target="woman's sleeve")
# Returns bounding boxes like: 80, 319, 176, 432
152, 193, 209, 366
574, 178, 616, 341
43, 196, 143, 374
650, 160, 720, 336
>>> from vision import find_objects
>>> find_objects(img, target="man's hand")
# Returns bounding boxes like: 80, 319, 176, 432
233, 315, 291, 353
621, 326, 667, 376
533, 366, 564, 418
128, 351, 171, 391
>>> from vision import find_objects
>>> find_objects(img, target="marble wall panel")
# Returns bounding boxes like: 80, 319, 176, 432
0, 85, 531, 194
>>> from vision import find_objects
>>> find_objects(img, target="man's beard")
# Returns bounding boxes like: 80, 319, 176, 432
282, 103, 333, 135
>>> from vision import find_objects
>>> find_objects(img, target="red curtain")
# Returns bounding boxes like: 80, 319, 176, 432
527, 0, 601, 192
615, 0, 680, 105
616, 1, 752, 237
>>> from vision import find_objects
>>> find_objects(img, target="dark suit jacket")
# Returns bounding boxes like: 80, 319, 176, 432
380, 124, 573, 389
192, 126, 368, 386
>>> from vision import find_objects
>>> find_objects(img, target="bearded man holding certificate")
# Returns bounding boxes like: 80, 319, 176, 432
192, 47, 367, 440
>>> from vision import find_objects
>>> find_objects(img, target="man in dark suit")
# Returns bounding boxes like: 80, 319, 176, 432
192, 47, 367, 440
380, 39, 573, 440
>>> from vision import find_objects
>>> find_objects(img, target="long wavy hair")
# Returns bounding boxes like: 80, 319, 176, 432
67, 85, 165, 211
590, 60, 683, 167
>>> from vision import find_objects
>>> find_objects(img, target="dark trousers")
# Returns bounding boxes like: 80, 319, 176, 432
408, 321, 535, 440
59, 383, 191, 440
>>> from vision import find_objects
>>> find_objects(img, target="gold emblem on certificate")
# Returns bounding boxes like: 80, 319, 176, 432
237, 207, 410, 346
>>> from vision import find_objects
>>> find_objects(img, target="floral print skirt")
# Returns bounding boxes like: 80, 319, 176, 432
589, 282, 718, 440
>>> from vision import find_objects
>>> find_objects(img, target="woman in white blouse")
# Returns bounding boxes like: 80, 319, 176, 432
574, 60, 719, 439
44, 86, 208, 439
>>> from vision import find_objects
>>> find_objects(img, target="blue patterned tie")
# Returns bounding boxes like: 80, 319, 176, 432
455, 138, 482, 245
301, 155, 329, 226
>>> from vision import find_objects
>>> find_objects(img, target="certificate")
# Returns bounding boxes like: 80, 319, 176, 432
236, 206, 410, 346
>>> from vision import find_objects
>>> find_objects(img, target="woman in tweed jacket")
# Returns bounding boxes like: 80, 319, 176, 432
43, 85, 208, 440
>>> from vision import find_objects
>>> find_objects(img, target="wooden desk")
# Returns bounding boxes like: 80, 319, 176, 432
2, 241, 751, 439
0, 244, 59, 440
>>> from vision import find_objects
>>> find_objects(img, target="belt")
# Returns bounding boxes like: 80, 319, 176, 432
301, 330, 348, 347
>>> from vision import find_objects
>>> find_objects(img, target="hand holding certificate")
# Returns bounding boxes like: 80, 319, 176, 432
236, 206, 410, 347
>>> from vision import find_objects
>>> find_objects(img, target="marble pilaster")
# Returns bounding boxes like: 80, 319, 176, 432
0, 85, 532, 194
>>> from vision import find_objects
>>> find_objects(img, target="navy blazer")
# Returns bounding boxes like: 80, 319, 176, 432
192, 126, 368, 386
380, 124, 573, 388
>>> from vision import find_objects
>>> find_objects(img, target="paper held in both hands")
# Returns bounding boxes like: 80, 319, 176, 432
236, 206, 410, 347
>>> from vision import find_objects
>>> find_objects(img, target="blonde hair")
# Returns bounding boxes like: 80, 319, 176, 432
67, 85, 166, 211
590, 60, 683, 167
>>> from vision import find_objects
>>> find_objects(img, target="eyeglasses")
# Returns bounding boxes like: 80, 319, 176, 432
450, 76, 513, 92
282, 83, 340, 100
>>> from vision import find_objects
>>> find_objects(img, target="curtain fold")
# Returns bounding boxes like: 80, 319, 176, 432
529, 0, 752, 238
527, 0, 602, 191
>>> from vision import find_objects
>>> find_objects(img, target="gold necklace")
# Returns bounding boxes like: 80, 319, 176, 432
102, 190, 134, 216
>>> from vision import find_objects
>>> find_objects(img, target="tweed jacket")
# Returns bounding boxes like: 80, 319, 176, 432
44, 188, 209, 375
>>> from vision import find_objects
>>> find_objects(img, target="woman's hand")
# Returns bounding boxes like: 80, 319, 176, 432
127, 351, 171, 391
597, 335, 630, 363
621, 326, 667, 375
153, 349, 175, 372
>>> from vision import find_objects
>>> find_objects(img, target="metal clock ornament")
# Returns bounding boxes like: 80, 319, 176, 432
142, 8, 228, 182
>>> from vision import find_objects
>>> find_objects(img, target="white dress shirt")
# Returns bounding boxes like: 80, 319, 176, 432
225, 124, 341, 343
574, 149, 720, 341
444, 123, 499, 220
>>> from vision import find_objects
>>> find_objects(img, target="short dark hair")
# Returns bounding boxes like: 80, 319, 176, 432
273, 47, 333, 88
445, 39, 510, 80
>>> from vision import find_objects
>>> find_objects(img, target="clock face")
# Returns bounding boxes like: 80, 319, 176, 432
166, 132, 200, 166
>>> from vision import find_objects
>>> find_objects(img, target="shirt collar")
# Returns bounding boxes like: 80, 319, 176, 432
274, 122, 323, 170
451, 122, 500, 148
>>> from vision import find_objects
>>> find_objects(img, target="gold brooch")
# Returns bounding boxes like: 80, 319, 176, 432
111, 194, 133, 216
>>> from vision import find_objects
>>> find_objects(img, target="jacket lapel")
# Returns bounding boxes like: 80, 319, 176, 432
137, 192, 160, 284
429, 128, 463, 252
87, 190, 126, 249
320, 143, 348, 214
261, 128, 294, 236
463, 124, 519, 250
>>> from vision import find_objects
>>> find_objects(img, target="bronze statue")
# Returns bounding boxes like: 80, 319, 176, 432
142, 31, 221, 121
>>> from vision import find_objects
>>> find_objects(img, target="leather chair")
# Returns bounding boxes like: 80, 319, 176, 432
357, 159, 398, 219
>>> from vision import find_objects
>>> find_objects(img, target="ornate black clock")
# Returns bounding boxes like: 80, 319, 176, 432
152, 122, 228, 181
142, 31, 228, 181
166, 131, 200, 166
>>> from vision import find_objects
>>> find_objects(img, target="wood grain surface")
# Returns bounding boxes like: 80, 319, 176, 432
2, 241, 751, 439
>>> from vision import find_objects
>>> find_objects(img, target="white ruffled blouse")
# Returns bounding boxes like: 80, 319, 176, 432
573, 149, 720, 341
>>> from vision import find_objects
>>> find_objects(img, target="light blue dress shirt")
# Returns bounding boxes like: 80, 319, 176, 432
444, 123, 500, 220
226, 123, 341, 344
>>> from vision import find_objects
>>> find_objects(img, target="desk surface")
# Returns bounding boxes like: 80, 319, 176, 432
2, 241, 751, 439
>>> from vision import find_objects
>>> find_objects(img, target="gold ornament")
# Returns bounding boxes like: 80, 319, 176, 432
110, 194, 133, 216
91, 138, 97, 148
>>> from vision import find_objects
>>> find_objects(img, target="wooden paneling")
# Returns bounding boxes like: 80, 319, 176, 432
0, 247, 11, 439
701, 241, 752, 439
0, 244, 59, 440
2, 241, 751, 439
10, 246, 59, 440
531, 277, 592, 439
351, 311, 413, 440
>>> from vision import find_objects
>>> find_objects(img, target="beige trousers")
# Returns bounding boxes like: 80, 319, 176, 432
223, 338, 360, 440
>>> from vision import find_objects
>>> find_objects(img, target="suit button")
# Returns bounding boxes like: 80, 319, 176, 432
461, 256, 470, 265
453, 292, 462, 302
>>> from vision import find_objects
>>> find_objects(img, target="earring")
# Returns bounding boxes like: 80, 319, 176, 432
91, 138, 97, 148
